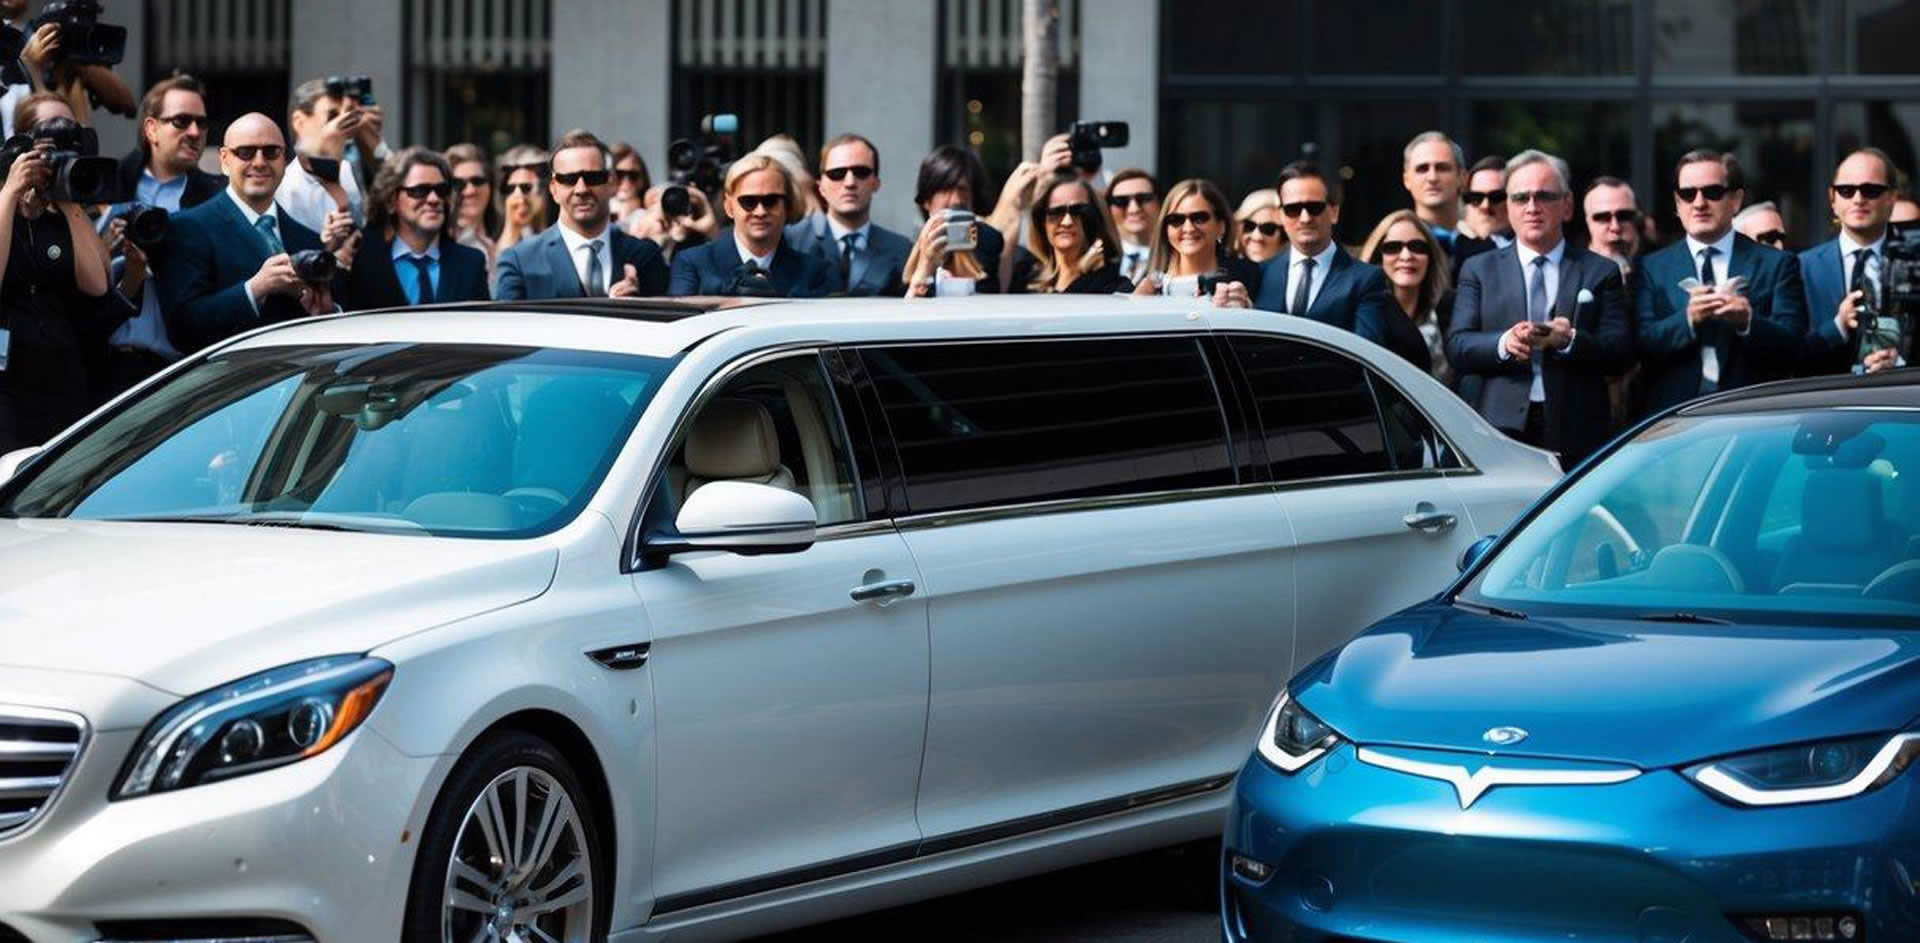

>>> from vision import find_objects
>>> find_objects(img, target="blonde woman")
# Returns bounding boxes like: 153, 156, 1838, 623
1132, 178, 1261, 305
1024, 175, 1128, 294
1234, 188, 1286, 263
667, 154, 833, 297
1359, 209, 1454, 381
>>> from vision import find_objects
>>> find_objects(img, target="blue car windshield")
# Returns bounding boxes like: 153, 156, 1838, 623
0, 343, 673, 538
1459, 408, 1920, 628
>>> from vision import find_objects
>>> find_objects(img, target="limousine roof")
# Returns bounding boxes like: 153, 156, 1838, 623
221, 295, 1332, 360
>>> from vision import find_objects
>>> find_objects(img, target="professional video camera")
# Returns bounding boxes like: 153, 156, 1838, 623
663, 113, 739, 217
325, 74, 376, 107
290, 248, 338, 285
1857, 220, 1920, 370
0, 117, 116, 204
1068, 120, 1128, 173
28, 0, 126, 67
121, 203, 169, 252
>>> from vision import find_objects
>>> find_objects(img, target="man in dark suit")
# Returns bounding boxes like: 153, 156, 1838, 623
494, 129, 669, 300
1635, 149, 1807, 414
785, 133, 913, 296
156, 113, 345, 354
669, 154, 834, 297
345, 147, 489, 309
1447, 150, 1632, 466
1802, 147, 1902, 375
1253, 161, 1392, 344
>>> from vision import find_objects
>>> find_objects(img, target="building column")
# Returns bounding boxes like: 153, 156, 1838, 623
95, 1, 146, 158
824, 0, 936, 235
1077, 0, 1158, 176
551, 0, 672, 171
290, 0, 405, 138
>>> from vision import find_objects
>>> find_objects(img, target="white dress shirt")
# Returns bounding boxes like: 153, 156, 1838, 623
275, 156, 364, 234
1835, 228, 1888, 338
558, 221, 617, 293
1119, 240, 1150, 282
1286, 241, 1339, 313
227, 188, 283, 316
1683, 228, 1744, 385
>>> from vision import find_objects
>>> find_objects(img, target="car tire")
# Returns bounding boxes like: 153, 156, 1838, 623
403, 730, 610, 943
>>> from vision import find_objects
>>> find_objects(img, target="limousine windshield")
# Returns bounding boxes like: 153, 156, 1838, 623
0, 343, 672, 538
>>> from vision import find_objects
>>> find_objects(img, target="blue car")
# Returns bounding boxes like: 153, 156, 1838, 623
1224, 372, 1920, 943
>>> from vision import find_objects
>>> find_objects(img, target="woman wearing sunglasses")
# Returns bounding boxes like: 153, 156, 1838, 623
668, 154, 833, 297
608, 141, 652, 223
493, 144, 550, 255
1233, 188, 1286, 263
1132, 179, 1261, 305
442, 143, 498, 275
1025, 175, 1128, 295
1359, 209, 1454, 381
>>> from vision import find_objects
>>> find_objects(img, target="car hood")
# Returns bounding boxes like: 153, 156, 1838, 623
1293, 602, 1920, 768
0, 519, 558, 697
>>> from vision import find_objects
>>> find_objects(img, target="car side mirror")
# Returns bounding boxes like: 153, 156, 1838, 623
0, 446, 40, 482
651, 481, 817, 556
1458, 534, 1499, 573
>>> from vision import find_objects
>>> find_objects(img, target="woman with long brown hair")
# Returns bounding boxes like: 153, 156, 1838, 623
1132, 178, 1261, 304
1024, 175, 1128, 294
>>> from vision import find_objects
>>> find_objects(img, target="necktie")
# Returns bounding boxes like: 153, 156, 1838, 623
1698, 246, 1717, 288
1851, 247, 1874, 298
255, 215, 283, 255
407, 255, 434, 305
839, 233, 859, 287
584, 239, 605, 297
1124, 250, 1145, 281
1527, 256, 1549, 402
1291, 257, 1315, 316
1699, 246, 1723, 392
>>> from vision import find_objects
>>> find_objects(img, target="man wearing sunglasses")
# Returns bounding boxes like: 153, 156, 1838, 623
343, 148, 490, 310
1251, 162, 1392, 345
157, 114, 345, 354
1732, 202, 1790, 253
495, 129, 669, 301
1584, 177, 1644, 277
784, 133, 912, 296
1446, 149, 1630, 466
1802, 148, 1903, 374
1635, 149, 1806, 414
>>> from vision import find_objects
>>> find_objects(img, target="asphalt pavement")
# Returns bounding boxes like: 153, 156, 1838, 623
758, 841, 1222, 942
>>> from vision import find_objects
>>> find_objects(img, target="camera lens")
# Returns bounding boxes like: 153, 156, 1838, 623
660, 185, 691, 219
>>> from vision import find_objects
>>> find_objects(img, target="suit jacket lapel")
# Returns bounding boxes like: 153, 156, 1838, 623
1727, 234, 1757, 288
210, 195, 270, 265
771, 243, 804, 295
1553, 248, 1585, 323
1308, 249, 1348, 318
542, 229, 584, 298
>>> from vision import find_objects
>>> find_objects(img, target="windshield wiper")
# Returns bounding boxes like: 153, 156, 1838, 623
1634, 612, 1734, 625
108, 513, 357, 532
1452, 599, 1529, 621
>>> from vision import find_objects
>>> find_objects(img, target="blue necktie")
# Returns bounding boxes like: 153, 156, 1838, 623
406, 256, 434, 305
255, 215, 283, 255
1527, 256, 1548, 399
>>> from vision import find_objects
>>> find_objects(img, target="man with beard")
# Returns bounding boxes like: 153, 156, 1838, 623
494, 129, 668, 300
345, 148, 489, 309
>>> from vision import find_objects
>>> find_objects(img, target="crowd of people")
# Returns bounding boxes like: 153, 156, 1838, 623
2, 58, 1919, 462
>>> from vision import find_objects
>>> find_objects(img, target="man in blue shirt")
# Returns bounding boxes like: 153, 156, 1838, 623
345, 148, 489, 310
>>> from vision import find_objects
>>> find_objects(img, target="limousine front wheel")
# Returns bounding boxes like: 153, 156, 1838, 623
405, 731, 609, 943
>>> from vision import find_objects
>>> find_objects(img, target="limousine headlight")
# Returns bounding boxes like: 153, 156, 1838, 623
1257, 691, 1344, 773
114, 655, 393, 799
1686, 732, 1920, 807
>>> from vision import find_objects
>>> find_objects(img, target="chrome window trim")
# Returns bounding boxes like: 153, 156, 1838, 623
892, 482, 1278, 532
0, 703, 89, 844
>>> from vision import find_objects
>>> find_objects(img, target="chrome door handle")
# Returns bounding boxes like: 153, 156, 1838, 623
850, 579, 917, 606
1403, 502, 1458, 533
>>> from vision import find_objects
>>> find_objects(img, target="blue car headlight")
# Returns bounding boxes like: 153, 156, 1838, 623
1257, 690, 1344, 773
1686, 732, 1920, 807
113, 655, 393, 799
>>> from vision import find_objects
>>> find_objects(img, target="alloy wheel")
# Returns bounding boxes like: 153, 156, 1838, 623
440, 765, 595, 943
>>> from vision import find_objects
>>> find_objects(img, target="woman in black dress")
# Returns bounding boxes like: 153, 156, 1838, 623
1131, 178, 1261, 305
1359, 209, 1453, 384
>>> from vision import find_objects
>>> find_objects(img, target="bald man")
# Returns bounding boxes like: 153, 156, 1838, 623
156, 113, 345, 353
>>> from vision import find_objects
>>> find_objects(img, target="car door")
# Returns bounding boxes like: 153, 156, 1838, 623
631, 350, 930, 915
854, 334, 1297, 844
1227, 334, 1481, 669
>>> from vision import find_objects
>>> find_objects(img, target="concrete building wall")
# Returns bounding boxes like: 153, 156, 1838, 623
290, 1, 405, 138
550, 0, 673, 171
822, 0, 938, 234
1077, 0, 1158, 176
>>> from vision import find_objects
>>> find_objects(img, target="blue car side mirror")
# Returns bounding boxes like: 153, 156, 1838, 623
1459, 534, 1499, 573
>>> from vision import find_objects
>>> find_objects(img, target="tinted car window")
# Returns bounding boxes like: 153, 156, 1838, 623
1231, 336, 1390, 481
861, 337, 1234, 514
1369, 372, 1461, 471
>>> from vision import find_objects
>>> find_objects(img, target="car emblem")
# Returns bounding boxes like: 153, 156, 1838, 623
1356, 748, 1640, 809
1483, 726, 1528, 746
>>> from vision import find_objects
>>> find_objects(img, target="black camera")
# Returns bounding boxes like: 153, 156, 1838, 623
1068, 120, 1129, 172
325, 74, 375, 107
0, 118, 117, 204
667, 113, 739, 200
1857, 220, 1920, 370
29, 0, 126, 67
290, 248, 337, 285
725, 262, 780, 298
1196, 269, 1230, 298
121, 203, 169, 251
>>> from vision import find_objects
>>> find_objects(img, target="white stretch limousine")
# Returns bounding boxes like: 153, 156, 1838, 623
0, 296, 1556, 942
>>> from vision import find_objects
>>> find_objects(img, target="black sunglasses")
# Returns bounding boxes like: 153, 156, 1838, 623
1044, 202, 1092, 221
1675, 184, 1732, 203
1164, 210, 1215, 229
613, 169, 645, 182
734, 193, 788, 212
822, 165, 875, 182
1282, 200, 1328, 219
1832, 182, 1892, 200
227, 144, 284, 162
400, 182, 453, 201
1753, 229, 1788, 247
502, 181, 538, 196
1463, 189, 1507, 207
1378, 239, 1432, 257
1242, 220, 1282, 236
455, 175, 489, 190
553, 169, 611, 187
155, 113, 208, 131
1110, 192, 1158, 209
1508, 190, 1566, 206
1590, 209, 1640, 224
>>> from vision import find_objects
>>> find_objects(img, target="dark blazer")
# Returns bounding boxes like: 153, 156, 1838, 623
1799, 238, 1854, 374
1445, 243, 1632, 465
1252, 246, 1394, 344
1451, 234, 1498, 283
667, 229, 834, 297
1634, 233, 1807, 414
115, 150, 227, 209
784, 216, 913, 297
156, 193, 329, 355
493, 225, 669, 300
344, 235, 491, 310
975, 223, 1038, 294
